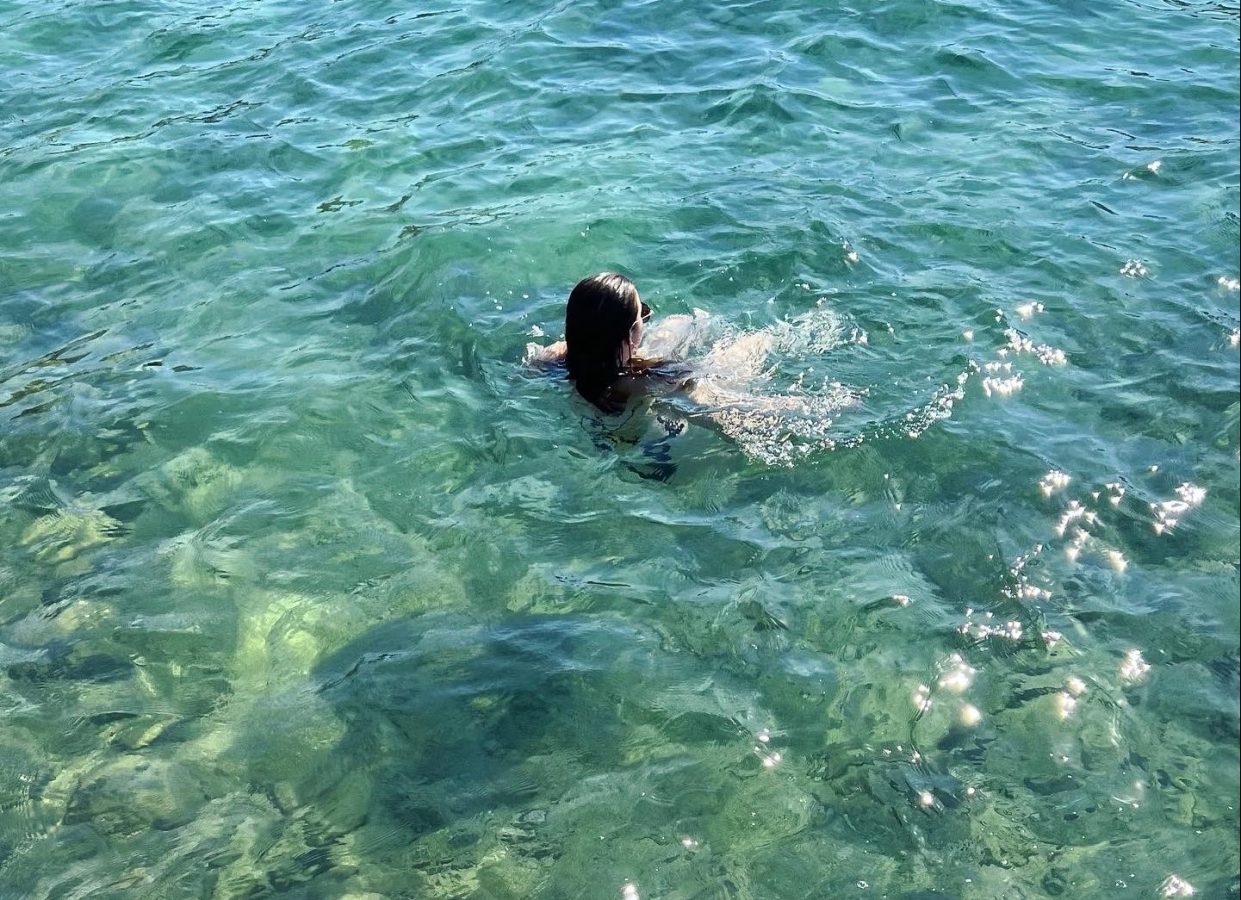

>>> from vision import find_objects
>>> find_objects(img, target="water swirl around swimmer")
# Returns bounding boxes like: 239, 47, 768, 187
648, 306, 971, 467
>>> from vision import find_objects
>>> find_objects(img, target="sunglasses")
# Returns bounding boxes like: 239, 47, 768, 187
640, 301, 652, 323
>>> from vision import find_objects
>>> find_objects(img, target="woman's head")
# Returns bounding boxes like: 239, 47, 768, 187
564, 272, 649, 399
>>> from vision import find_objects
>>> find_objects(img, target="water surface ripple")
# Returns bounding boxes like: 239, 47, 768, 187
1, 0, 1238, 897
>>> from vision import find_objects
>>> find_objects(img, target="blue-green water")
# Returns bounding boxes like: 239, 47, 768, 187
2, 0, 1238, 896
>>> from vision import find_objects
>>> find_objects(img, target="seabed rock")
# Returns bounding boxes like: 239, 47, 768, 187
146, 447, 243, 522
64, 754, 218, 837
21, 506, 122, 565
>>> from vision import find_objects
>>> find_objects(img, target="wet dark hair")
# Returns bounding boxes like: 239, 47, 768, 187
564, 272, 648, 408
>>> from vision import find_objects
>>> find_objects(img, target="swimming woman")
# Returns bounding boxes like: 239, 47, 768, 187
527, 272, 683, 413
528, 271, 860, 467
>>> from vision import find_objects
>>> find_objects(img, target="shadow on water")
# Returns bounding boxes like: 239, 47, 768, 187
283, 606, 823, 897
316, 613, 636, 792
295, 612, 656, 886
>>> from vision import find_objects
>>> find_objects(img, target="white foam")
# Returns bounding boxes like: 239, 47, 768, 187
681, 306, 866, 466
1120, 648, 1151, 683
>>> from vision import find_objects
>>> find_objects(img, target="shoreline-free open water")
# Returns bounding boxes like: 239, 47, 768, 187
1, 0, 1238, 896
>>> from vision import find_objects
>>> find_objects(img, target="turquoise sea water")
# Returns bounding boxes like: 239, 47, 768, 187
1, 0, 1238, 896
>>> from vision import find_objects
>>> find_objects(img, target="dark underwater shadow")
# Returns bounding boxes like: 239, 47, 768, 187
307, 611, 654, 843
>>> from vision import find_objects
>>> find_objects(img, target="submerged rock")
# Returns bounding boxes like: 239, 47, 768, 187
20, 507, 122, 563
146, 447, 243, 522
64, 755, 217, 836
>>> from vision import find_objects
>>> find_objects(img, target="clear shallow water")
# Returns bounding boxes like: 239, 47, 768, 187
1, 0, 1238, 896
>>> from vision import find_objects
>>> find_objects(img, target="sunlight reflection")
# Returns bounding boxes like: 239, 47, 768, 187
938, 654, 976, 693
958, 609, 1024, 643
1160, 875, 1196, 897
913, 684, 933, 713
1056, 691, 1078, 719
981, 361, 1023, 397
1006, 328, 1067, 365
1152, 483, 1206, 535
760, 750, 783, 769
1054, 500, 1094, 536
1039, 469, 1071, 497
1111, 778, 1145, 810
